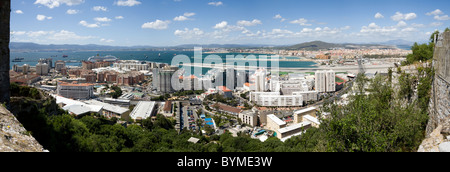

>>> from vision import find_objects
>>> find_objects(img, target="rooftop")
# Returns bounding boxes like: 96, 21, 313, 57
130, 101, 156, 120
267, 114, 286, 126
213, 103, 242, 114
278, 121, 311, 134
163, 101, 172, 112
294, 107, 317, 115
217, 86, 232, 92
84, 100, 129, 115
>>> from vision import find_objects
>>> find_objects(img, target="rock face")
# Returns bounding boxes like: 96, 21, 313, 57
0, 106, 45, 152
418, 117, 450, 152
421, 31, 450, 152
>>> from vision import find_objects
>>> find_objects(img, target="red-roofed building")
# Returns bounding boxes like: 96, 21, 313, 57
212, 103, 242, 116
217, 86, 232, 98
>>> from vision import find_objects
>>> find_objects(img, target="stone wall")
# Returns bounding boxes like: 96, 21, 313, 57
0, 106, 45, 152
420, 31, 450, 152
427, 31, 450, 135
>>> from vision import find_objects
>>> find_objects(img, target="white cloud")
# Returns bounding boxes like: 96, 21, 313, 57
274, 14, 286, 22
100, 38, 115, 43
360, 22, 398, 33
184, 12, 196, 17
174, 15, 189, 21
27, 31, 53, 37
34, 0, 85, 9
397, 21, 407, 27
426, 9, 443, 16
434, 15, 450, 20
274, 14, 282, 19
401, 27, 417, 32
49, 30, 95, 41
391, 12, 417, 21
290, 18, 311, 26
14, 10, 24, 14
10, 31, 26, 36
66, 9, 79, 14
92, 6, 108, 12
79, 20, 100, 28
115, 0, 142, 7
11, 30, 96, 44
36, 14, 52, 21
214, 21, 228, 29
142, 20, 171, 30
237, 19, 262, 26
174, 28, 204, 39
375, 12, 384, 19
94, 17, 112, 22
208, 1, 223, 6
430, 22, 443, 27
115, 16, 124, 19
174, 12, 196, 21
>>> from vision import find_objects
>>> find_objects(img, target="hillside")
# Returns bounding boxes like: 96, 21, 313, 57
281, 41, 397, 50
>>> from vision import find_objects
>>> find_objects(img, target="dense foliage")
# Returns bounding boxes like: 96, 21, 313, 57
10, 82, 41, 99
109, 85, 123, 99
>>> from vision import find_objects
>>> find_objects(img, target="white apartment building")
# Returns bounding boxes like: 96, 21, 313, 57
57, 82, 94, 100
315, 70, 336, 93
238, 110, 258, 127
292, 91, 319, 102
251, 69, 268, 92
250, 92, 303, 107
113, 61, 149, 71
36, 62, 49, 76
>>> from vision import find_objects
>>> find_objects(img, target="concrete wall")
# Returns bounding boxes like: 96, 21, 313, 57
428, 31, 450, 135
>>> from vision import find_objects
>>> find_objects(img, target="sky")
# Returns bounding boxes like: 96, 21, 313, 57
10, 0, 450, 46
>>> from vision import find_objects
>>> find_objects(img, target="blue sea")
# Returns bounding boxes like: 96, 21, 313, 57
10, 51, 317, 75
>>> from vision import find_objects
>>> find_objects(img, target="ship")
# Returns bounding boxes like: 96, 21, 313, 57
63, 55, 69, 58
87, 55, 118, 62
12, 57, 24, 62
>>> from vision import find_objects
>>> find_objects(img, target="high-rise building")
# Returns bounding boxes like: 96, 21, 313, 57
158, 66, 178, 94
326, 70, 336, 92
36, 62, 49, 76
226, 68, 236, 90
38, 58, 53, 69
55, 60, 66, 72
315, 70, 335, 93
253, 69, 268, 92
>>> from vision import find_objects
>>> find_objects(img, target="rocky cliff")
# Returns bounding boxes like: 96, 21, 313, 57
0, 106, 45, 152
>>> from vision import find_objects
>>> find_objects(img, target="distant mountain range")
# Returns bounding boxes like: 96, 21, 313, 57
10, 40, 414, 52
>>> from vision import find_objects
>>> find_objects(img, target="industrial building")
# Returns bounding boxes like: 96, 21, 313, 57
130, 101, 157, 122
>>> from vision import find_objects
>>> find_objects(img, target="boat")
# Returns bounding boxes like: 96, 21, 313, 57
87, 55, 118, 62
62, 55, 69, 58
12, 57, 24, 62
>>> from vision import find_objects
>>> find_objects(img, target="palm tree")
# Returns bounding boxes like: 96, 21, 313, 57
0, 1, 10, 108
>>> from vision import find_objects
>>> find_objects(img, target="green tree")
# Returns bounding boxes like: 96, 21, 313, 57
109, 86, 123, 99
